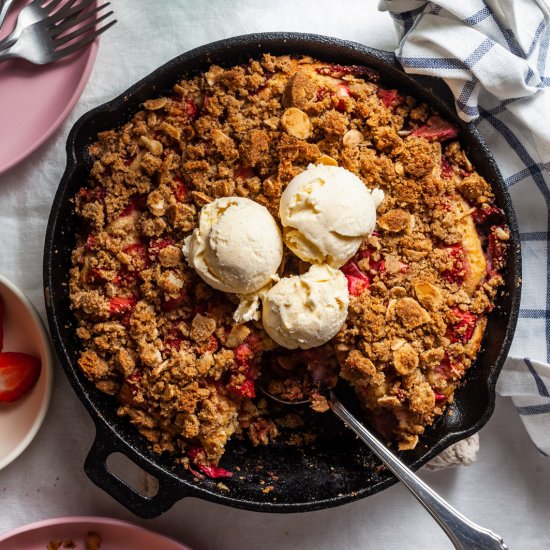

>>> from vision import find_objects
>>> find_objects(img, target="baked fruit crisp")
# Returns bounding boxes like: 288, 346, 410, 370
69, 54, 509, 474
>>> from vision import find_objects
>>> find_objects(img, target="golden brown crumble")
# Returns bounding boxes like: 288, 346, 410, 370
69, 54, 508, 472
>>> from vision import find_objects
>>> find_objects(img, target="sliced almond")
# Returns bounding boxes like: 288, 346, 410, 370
143, 97, 168, 110
281, 107, 312, 140
393, 342, 419, 375
343, 129, 364, 147
413, 281, 443, 310
139, 136, 163, 156
316, 154, 338, 166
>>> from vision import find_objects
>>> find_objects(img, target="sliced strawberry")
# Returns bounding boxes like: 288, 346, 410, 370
0, 297, 3, 351
234, 343, 253, 369
446, 308, 477, 343
316, 64, 379, 81
409, 116, 459, 142
0, 352, 41, 402
109, 296, 137, 316
341, 260, 370, 296
187, 445, 233, 478
442, 244, 466, 284
228, 378, 256, 398
377, 88, 404, 110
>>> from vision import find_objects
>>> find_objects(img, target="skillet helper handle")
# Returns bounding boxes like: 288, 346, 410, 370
329, 393, 508, 550
84, 424, 188, 518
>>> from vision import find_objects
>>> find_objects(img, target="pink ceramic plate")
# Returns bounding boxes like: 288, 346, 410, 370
0, 516, 192, 549
0, 0, 99, 176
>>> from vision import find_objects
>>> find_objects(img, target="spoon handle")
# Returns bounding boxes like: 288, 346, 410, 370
328, 393, 507, 550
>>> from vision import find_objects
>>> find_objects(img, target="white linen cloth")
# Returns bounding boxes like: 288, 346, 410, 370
379, 0, 550, 456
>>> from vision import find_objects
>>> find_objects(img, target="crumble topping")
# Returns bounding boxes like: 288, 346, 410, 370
69, 54, 508, 470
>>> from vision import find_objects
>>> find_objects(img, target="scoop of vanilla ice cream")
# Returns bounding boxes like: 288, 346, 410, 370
262, 264, 349, 350
183, 197, 283, 295
279, 164, 384, 267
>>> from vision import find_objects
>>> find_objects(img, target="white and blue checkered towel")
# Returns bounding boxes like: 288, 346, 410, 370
379, 0, 550, 455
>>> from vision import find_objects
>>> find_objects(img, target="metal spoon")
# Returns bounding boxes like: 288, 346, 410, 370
261, 385, 508, 550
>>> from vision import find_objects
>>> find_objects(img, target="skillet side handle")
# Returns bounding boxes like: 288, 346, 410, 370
84, 424, 188, 518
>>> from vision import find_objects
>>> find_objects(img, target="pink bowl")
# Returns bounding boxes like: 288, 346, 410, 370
0, 516, 192, 549
0, 0, 99, 175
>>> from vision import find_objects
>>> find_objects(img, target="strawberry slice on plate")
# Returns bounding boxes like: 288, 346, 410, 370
0, 297, 4, 351
0, 352, 41, 402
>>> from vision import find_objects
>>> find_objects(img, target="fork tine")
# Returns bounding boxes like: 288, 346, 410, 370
51, 2, 111, 36
42, 0, 65, 13
48, 0, 96, 25
53, 11, 113, 47
51, 18, 116, 61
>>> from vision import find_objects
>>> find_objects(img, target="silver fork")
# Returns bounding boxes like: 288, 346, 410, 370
0, 0, 73, 50
0, 0, 115, 64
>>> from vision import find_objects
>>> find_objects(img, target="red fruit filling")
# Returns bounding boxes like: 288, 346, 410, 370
341, 260, 370, 296
442, 244, 466, 284
446, 309, 477, 343
0, 297, 3, 351
377, 88, 404, 110
472, 205, 504, 229
109, 296, 137, 315
409, 116, 459, 142
172, 177, 188, 202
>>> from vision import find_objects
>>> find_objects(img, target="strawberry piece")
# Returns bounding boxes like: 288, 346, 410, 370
109, 296, 137, 315
409, 116, 459, 142
0, 297, 3, 351
435, 392, 447, 402
172, 177, 188, 202
446, 308, 477, 343
341, 260, 370, 296
0, 352, 41, 402
377, 88, 404, 110
443, 245, 466, 284
228, 378, 256, 398
234, 343, 253, 369
316, 64, 379, 81
187, 445, 233, 479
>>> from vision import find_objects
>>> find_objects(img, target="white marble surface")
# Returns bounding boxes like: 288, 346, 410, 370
0, 1, 549, 548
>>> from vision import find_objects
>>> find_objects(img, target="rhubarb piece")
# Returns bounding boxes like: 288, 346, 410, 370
187, 446, 233, 479
0, 352, 41, 402
377, 88, 404, 110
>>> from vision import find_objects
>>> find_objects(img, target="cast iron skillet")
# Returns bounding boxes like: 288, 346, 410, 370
43, 33, 521, 518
